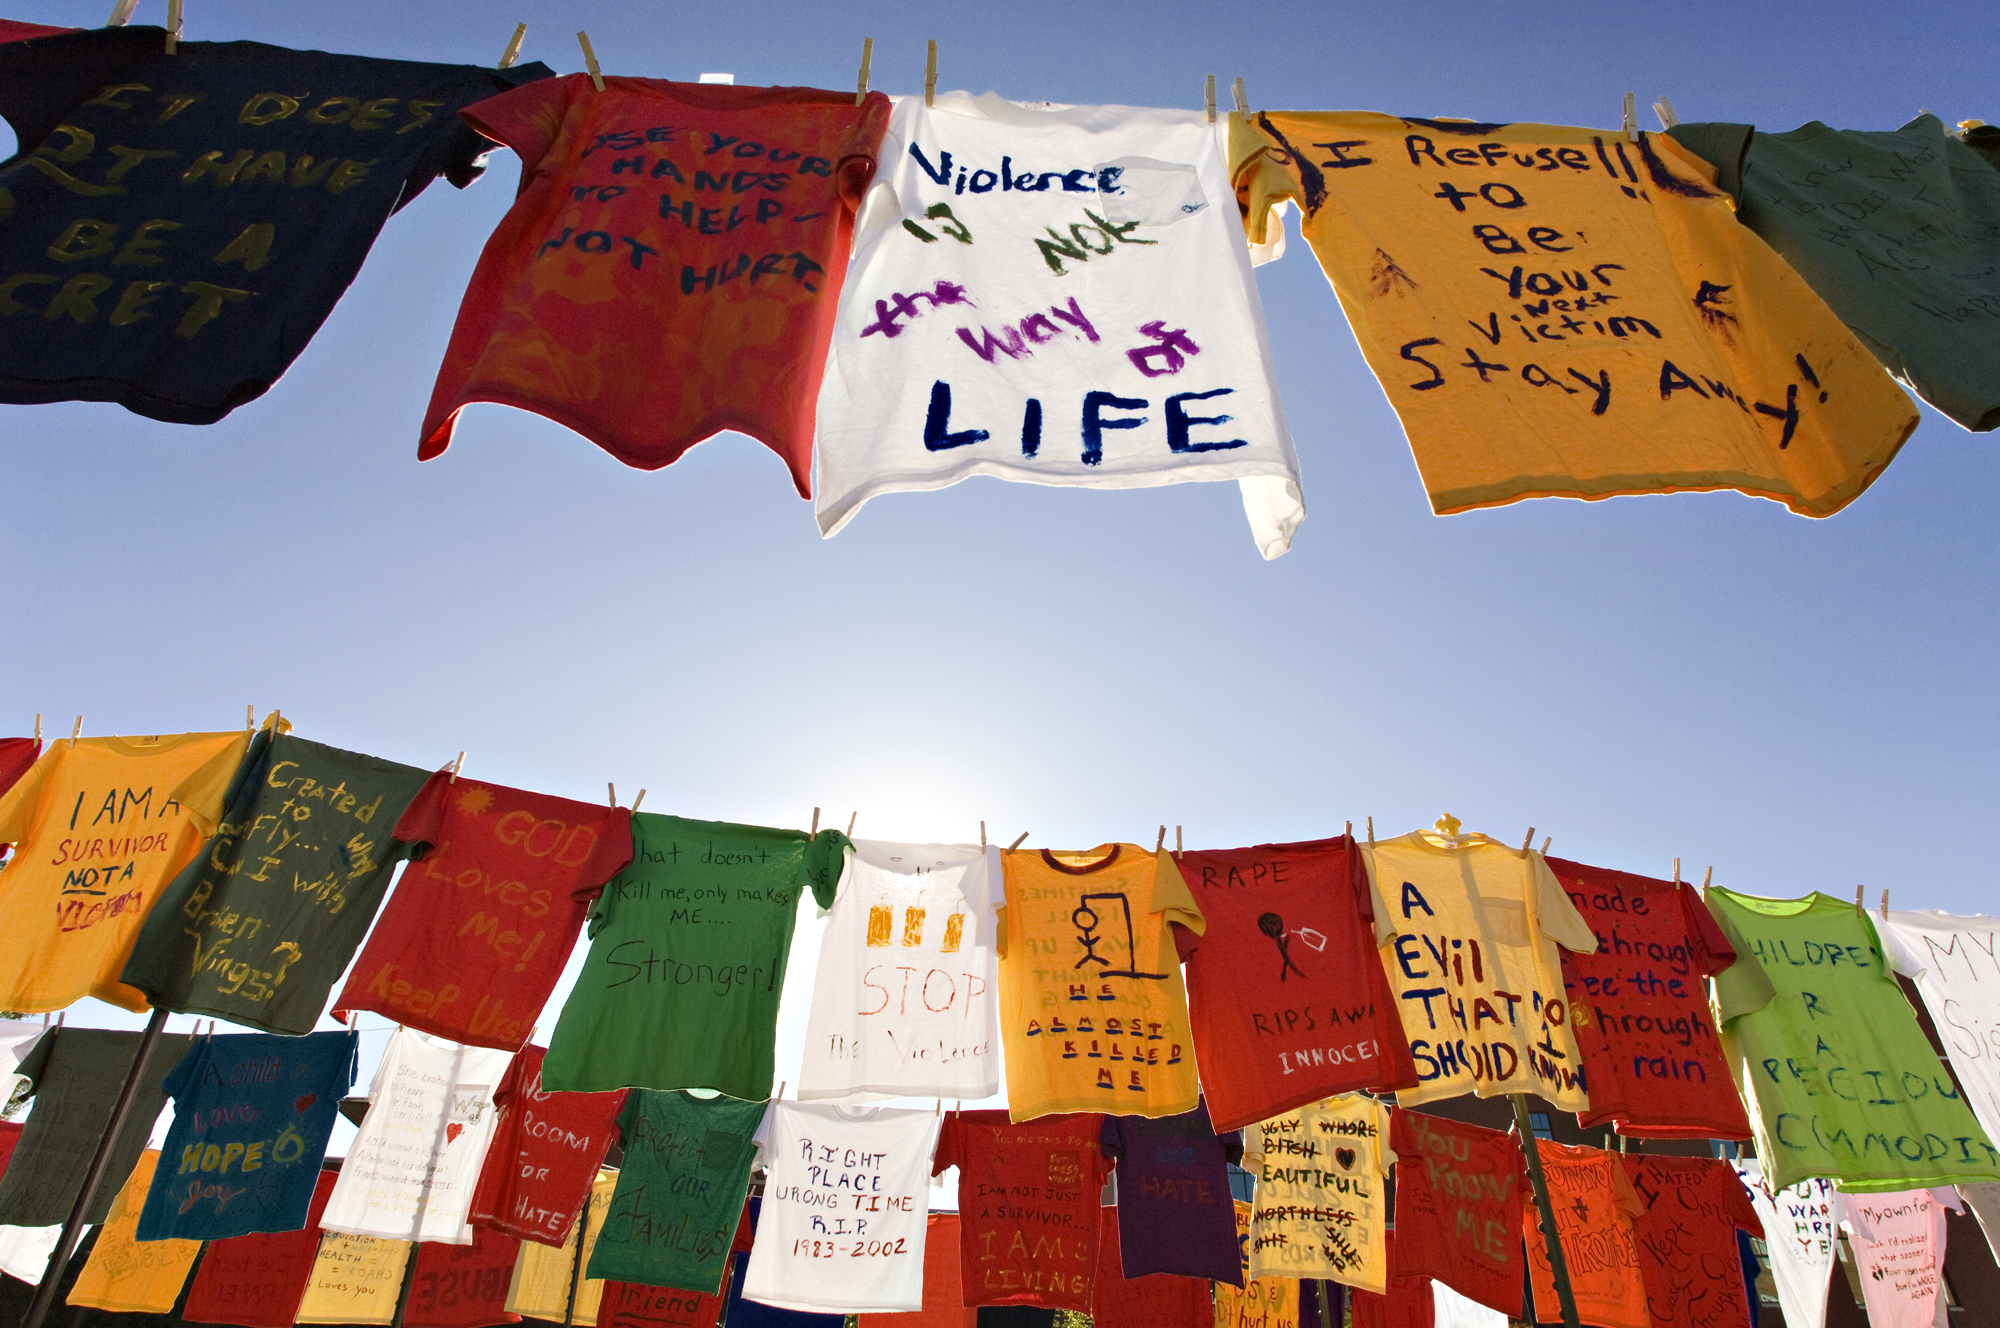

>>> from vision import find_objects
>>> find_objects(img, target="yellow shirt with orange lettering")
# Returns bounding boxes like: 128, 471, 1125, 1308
1230, 112, 1917, 518
67, 1150, 201, 1313
997, 844, 1203, 1121
0, 731, 247, 1011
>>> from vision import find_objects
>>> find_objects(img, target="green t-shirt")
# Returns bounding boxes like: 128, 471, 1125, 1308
585, 1088, 762, 1293
1668, 115, 2000, 432
1708, 887, 2000, 1193
120, 732, 430, 1034
540, 814, 846, 1098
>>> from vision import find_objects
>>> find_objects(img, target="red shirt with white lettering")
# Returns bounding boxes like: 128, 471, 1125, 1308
334, 773, 632, 1049
932, 1110, 1107, 1312
467, 1045, 627, 1246
1173, 837, 1417, 1131
1390, 1110, 1525, 1318
1546, 856, 1748, 1139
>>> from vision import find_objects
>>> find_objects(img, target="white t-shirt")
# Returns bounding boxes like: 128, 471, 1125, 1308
798, 841, 1000, 1102
742, 1101, 942, 1312
1431, 1279, 1507, 1328
1737, 1159, 1836, 1328
814, 92, 1304, 560
0, 1223, 59, 1283
320, 1028, 511, 1244
1884, 912, 2000, 1138
1839, 1186, 1962, 1328
0, 1021, 46, 1112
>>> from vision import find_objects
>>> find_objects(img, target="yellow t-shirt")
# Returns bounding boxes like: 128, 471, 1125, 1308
294, 1231, 411, 1325
1243, 1094, 1393, 1290
1213, 1199, 1298, 1328
65, 1150, 200, 1313
1230, 112, 1917, 518
505, 1168, 615, 1326
997, 844, 1203, 1121
1362, 831, 1596, 1110
0, 731, 248, 1011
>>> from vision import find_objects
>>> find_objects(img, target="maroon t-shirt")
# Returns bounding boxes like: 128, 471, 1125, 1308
1174, 837, 1416, 1132
1089, 1213, 1210, 1328
1390, 1111, 1524, 1318
1547, 856, 1748, 1139
934, 1110, 1106, 1312
405, 1226, 524, 1328
1623, 1155, 1763, 1328
1099, 1101, 1242, 1285
1349, 1231, 1434, 1328
468, 1044, 626, 1246
182, 1169, 337, 1328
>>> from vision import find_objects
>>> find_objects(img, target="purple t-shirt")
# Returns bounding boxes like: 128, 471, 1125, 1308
1099, 1100, 1243, 1285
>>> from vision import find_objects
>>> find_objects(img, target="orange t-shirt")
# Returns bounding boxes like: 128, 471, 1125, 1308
1523, 1140, 1647, 1328
421, 75, 891, 495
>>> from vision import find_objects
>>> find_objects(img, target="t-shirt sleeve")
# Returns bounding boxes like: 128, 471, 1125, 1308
931, 1116, 959, 1178
750, 1103, 775, 1167
804, 831, 850, 912
457, 72, 575, 185
491, 1049, 533, 1112
1098, 1115, 1122, 1164
1608, 1157, 1645, 1221
0, 27, 148, 158
1725, 1171, 1764, 1237
1152, 849, 1204, 936
1359, 846, 1398, 947
1530, 852, 1598, 954
573, 809, 636, 903
1375, 1103, 1397, 1169
172, 733, 254, 837
1172, 920, 1201, 964
834, 92, 892, 212
389, 771, 453, 858
1226, 112, 1301, 260
12, 1028, 53, 1096
969, 847, 1005, 917
160, 1041, 202, 1103
1665, 122, 1754, 199
1680, 888, 1737, 977
0, 746, 54, 845
1219, 1128, 1244, 1168
1707, 900, 1779, 1023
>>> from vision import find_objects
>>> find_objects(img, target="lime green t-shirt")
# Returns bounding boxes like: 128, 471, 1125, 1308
1708, 887, 2000, 1194
540, 814, 846, 1099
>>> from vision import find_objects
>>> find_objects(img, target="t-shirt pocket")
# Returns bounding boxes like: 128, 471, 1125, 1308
1095, 157, 1208, 227
1480, 899, 1532, 949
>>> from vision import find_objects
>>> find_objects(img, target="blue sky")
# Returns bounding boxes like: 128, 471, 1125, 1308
3, 0, 1996, 1132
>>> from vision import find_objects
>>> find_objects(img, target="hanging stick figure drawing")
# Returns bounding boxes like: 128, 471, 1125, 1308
1259, 912, 1308, 981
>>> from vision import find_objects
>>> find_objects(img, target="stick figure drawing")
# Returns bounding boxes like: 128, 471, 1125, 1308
1259, 911, 1308, 981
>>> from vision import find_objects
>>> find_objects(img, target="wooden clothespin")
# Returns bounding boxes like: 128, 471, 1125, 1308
1366, 816, 1374, 846
500, 23, 527, 70
1231, 77, 1249, 116
1155, 826, 1166, 852
775, 1081, 786, 1101
32, 714, 40, 744
449, 751, 465, 783
608, 782, 618, 809
631, 789, 646, 813
1702, 866, 1713, 891
1854, 884, 1866, 917
1205, 74, 1217, 124
244, 704, 254, 733
1344, 820, 1353, 841
577, 31, 605, 92
1521, 827, 1536, 853
847, 812, 857, 836
165, 0, 182, 53
924, 40, 937, 108
980, 821, 987, 848
1175, 826, 1182, 854
1622, 91, 1638, 143
1652, 96, 1679, 130
69, 716, 82, 747
1673, 858, 1682, 889
810, 807, 820, 835
105, 0, 138, 26
855, 37, 873, 107
1880, 888, 1890, 921
1007, 832, 1029, 851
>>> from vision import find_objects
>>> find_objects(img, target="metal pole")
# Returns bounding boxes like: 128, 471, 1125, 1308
1315, 1279, 1336, 1328
562, 1179, 594, 1328
21, 1006, 171, 1328
1509, 1093, 1581, 1328
389, 1238, 421, 1328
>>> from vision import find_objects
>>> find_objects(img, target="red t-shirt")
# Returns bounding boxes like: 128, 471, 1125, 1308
467, 1044, 627, 1246
0, 1120, 20, 1176
1390, 1110, 1525, 1318
1174, 837, 1417, 1131
856, 1213, 974, 1328
0, 738, 39, 803
1622, 1154, 1763, 1328
1546, 856, 1748, 1139
598, 1274, 732, 1328
405, 1227, 523, 1328
1089, 1212, 1210, 1328
1349, 1231, 1433, 1328
334, 773, 632, 1049
0, 20, 70, 42
420, 75, 891, 496
182, 1169, 337, 1328
1522, 1140, 1647, 1328
932, 1109, 1107, 1312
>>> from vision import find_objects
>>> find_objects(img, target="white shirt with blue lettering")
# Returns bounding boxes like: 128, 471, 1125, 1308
813, 92, 1304, 559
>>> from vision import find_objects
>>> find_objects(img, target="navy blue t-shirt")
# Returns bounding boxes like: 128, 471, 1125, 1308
137, 1029, 358, 1241
0, 26, 550, 422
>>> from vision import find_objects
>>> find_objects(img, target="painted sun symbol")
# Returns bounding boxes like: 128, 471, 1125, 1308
455, 785, 495, 816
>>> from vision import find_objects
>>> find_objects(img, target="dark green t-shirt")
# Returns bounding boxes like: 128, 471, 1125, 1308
120, 732, 429, 1034
1669, 115, 2000, 432
0, 1026, 195, 1225
584, 1089, 762, 1293
540, 814, 846, 1098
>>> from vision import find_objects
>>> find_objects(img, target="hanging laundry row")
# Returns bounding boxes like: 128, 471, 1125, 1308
1, 24, 1994, 556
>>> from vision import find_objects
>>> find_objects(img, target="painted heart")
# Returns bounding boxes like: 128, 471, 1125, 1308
446, 1122, 464, 1144
1335, 1148, 1357, 1171
294, 1094, 318, 1115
